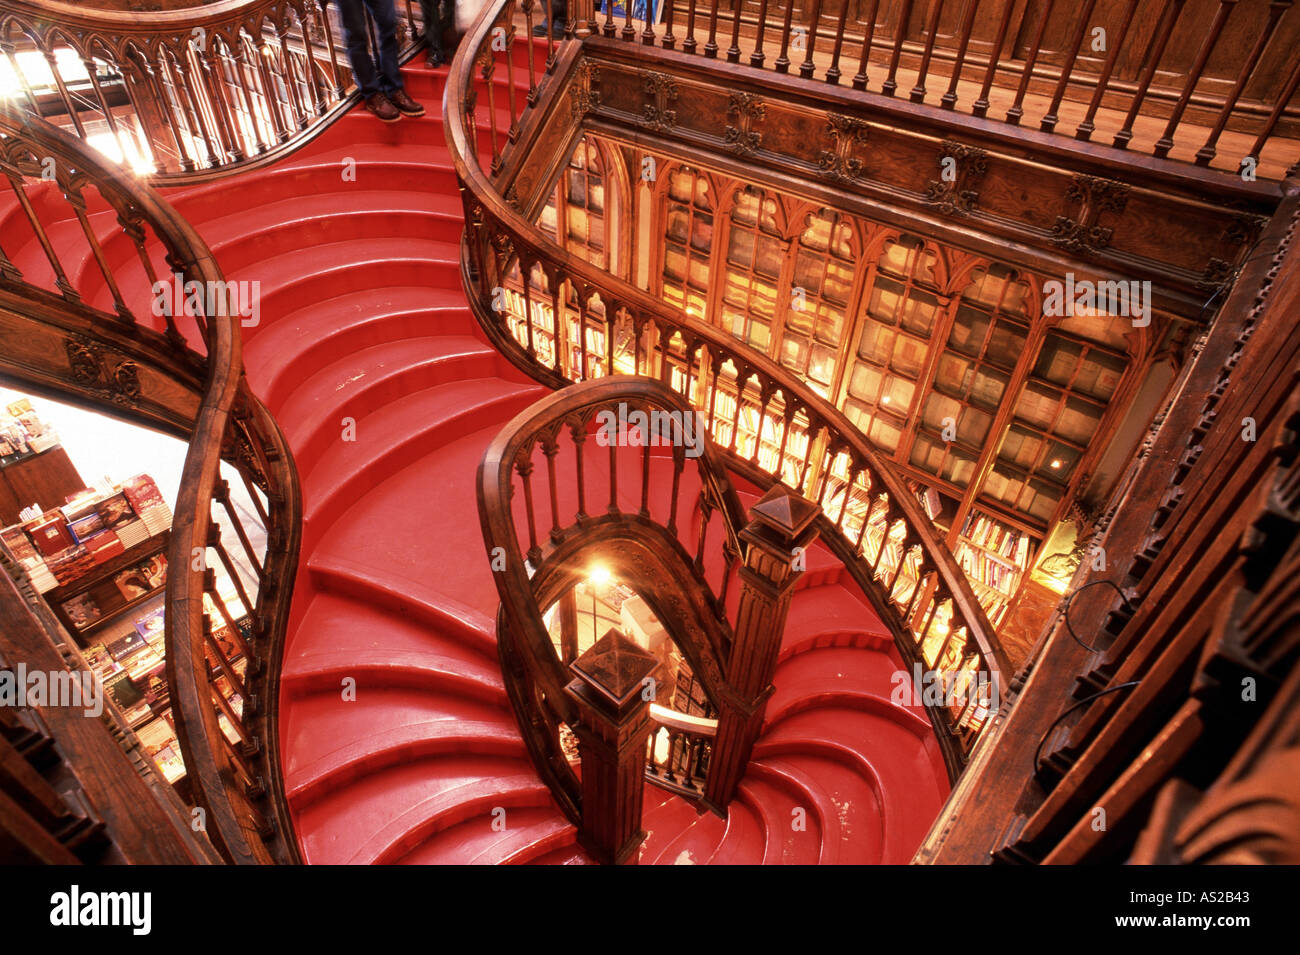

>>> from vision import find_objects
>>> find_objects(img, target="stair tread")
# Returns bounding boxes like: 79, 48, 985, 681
396, 807, 575, 865
275, 334, 498, 462
243, 286, 473, 402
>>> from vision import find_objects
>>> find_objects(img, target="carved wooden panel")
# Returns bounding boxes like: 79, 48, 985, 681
581, 43, 1279, 319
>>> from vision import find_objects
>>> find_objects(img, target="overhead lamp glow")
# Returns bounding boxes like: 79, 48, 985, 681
588, 564, 611, 586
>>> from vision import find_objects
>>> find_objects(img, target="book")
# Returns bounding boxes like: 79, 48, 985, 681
95, 493, 136, 530
25, 513, 75, 559
105, 630, 147, 663
0, 526, 41, 568
140, 554, 167, 589
114, 564, 155, 601
61, 592, 102, 630
114, 520, 149, 549
134, 606, 166, 643
104, 668, 143, 708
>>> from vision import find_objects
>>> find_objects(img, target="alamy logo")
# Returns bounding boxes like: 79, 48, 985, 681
0, 664, 101, 718
1042, 272, 1151, 327
50, 885, 151, 935
889, 663, 1000, 712
595, 403, 706, 459
151, 271, 261, 327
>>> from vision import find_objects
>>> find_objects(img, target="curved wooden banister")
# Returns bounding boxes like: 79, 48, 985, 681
0, 103, 301, 863
447, 0, 1009, 775
478, 374, 748, 819
0, 0, 430, 179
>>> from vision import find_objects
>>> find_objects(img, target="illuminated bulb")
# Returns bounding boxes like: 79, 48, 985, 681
1050, 458, 1062, 469
589, 564, 611, 586
881, 395, 891, 404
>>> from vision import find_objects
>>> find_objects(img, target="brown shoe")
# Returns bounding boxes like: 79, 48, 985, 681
365, 92, 401, 123
388, 88, 425, 117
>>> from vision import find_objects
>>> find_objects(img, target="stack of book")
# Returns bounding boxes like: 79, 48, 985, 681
0, 524, 58, 591
0, 473, 172, 595
0, 397, 59, 464
122, 475, 172, 536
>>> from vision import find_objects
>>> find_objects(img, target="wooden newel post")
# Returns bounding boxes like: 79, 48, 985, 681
705, 485, 820, 809
565, 627, 659, 864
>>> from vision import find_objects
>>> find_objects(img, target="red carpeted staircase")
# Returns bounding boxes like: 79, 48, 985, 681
4, 50, 949, 863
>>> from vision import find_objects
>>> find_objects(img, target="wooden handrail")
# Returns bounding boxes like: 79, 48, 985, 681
0, 103, 301, 863
0, 0, 431, 179
447, 0, 1009, 774
478, 375, 747, 819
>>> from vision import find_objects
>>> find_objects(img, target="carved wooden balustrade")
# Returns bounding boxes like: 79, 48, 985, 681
450, 0, 1011, 776
639, 0, 1300, 173
646, 704, 716, 799
0, 0, 432, 177
0, 104, 301, 864
477, 376, 750, 822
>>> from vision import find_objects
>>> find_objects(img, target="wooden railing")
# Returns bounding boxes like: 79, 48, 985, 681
478, 376, 748, 820
646, 704, 716, 799
0, 0, 430, 177
449, 0, 1011, 775
0, 104, 301, 864
640, 0, 1299, 173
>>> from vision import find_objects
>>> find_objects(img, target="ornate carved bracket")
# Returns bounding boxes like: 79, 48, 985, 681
64, 335, 142, 409
817, 113, 869, 184
923, 140, 988, 217
724, 92, 765, 158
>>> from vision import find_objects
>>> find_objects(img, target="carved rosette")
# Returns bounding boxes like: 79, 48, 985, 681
923, 140, 988, 217
64, 335, 143, 408
640, 72, 678, 133
818, 113, 869, 183
724, 92, 765, 158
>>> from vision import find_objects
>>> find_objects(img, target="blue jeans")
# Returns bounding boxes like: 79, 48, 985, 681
337, 0, 404, 97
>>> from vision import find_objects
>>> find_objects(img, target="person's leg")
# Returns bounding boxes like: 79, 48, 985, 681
364, 0, 427, 115
336, 0, 381, 97
534, 0, 567, 35
363, 0, 405, 94
421, 0, 449, 66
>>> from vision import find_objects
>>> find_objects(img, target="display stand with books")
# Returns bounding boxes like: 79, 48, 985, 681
0, 472, 248, 790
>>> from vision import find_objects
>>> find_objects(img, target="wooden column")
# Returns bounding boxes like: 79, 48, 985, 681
705, 484, 819, 809
565, 627, 659, 864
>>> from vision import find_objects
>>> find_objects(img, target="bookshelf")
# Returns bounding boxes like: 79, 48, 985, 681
0, 473, 248, 790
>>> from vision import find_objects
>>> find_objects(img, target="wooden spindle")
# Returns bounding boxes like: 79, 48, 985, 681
940, 0, 980, 109
1113, 0, 1185, 149
1245, 51, 1300, 165
750, 0, 771, 66
971, 0, 1014, 116
825, 0, 852, 84
1005, 0, 1055, 125
910, 0, 946, 103
774, 0, 797, 73
882, 0, 915, 97
705, 0, 721, 57
798, 0, 825, 79
1195, 0, 1290, 166
684, 0, 700, 53
1153, 0, 1237, 158
851, 0, 882, 90
517, 456, 543, 564
1074, 0, 1139, 140
727, 0, 744, 63
1040, 0, 1100, 133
